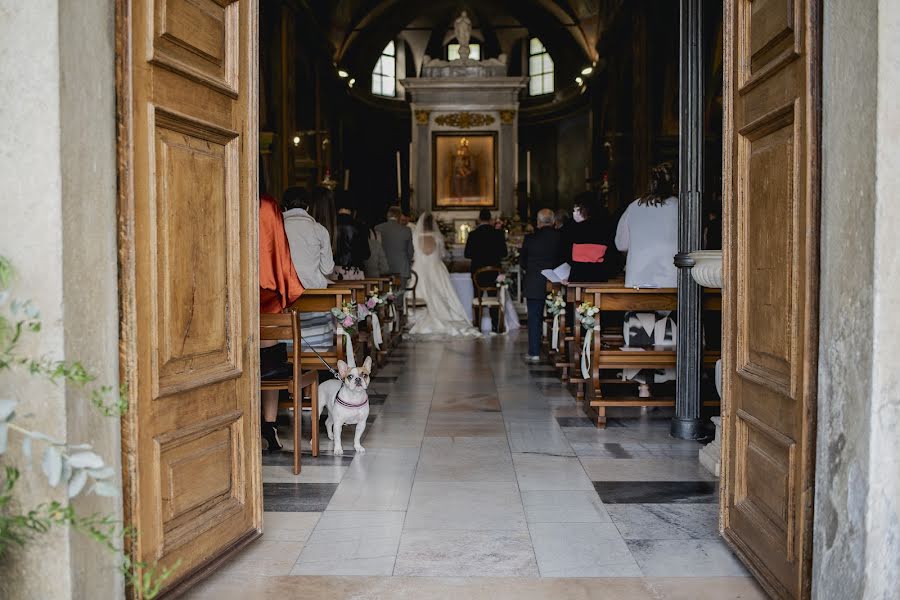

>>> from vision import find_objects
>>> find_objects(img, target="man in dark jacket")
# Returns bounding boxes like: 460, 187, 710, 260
520, 208, 561, 361
465, 208, 507, 274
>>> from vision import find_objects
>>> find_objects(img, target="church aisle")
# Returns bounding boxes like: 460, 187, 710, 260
187, 334, 763, 599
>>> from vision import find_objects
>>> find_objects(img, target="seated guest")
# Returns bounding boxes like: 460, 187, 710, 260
520, 209, 561, 361
465, 208, 507, 274
364, 224, 391, 278
283, 186, 334, 288
283, 186, 336, 351
563, 194, 617, 283
554, 207, 572, 231
332, 192, 370, 280
615, 162, 679, 288
615, 162, 679, 395
259, 192, 304, 452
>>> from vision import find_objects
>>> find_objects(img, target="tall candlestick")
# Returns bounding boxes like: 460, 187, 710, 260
344, 168, 350, 191
585, 165, 590, 190
396, 151, 401, 199
514, 141, 519, 183
408, 142, 413, 187
526, 151, 531, 196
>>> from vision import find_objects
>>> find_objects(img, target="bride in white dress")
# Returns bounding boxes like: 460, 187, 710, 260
409, 213, 481, 337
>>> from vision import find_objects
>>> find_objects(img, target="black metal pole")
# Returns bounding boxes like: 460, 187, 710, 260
672, 0, 704, 440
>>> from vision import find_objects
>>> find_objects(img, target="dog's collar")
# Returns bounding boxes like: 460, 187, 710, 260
335, 382, 369, 408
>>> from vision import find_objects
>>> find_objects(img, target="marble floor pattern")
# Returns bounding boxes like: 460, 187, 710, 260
187, 333, 764, 599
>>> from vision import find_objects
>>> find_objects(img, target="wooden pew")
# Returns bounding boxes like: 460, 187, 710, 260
286, 287, 354, 374
583, 287, 722, 427
555, 281, 625, 398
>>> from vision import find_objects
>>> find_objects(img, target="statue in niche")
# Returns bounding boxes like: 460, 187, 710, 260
450, 137, 479, 198
454, 10, 473, 60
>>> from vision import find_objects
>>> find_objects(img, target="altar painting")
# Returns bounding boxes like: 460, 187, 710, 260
433, 133, 497, 209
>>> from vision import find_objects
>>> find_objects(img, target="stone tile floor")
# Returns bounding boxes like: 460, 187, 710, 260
187, 333, 764, 599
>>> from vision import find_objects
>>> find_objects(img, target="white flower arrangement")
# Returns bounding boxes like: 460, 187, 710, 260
575, 300, 600, 330
545, 292, 565, 316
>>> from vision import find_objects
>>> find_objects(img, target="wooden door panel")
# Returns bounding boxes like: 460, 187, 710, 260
119, 0, 259, 595
736, 105, 797, 394
152, 111, 241, 398
152, 0, 239, 94
722, 1, 819, 599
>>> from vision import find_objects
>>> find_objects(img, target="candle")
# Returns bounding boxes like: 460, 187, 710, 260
344, 169, 350, 191
396, 151, 401, 199
526, 151, 531, 196
514, 142, 519, 182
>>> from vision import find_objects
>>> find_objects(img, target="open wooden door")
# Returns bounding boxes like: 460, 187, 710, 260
721, 1, 820, 599
117, 0, 260, 596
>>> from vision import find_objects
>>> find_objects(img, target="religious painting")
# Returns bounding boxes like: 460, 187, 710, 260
432, 133, 497, 210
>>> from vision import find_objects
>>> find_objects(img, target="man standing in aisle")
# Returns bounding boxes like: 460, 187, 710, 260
519, 209, 560, 362
376, 205, 414, 306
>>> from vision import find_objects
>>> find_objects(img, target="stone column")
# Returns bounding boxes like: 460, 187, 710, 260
672, 0, 704, 440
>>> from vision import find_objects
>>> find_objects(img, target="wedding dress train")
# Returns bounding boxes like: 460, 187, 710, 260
409, 215, 481, 338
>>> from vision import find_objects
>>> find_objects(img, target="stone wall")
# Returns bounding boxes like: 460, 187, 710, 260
0, 1, 122, 598
815, 1, 900, 597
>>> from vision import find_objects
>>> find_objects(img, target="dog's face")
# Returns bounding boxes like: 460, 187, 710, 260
337, 357, 372, 391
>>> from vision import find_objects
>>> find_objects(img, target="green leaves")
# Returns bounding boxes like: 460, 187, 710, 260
41, 446, 63, 487
0, 255, 168, 595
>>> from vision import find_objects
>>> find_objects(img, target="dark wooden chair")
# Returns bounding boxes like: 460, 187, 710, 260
472, 266, 505, 333
260, 312, 319, 474
405, 270, 424, 314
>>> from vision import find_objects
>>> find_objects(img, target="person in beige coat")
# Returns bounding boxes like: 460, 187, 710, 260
282, 187, 335, 349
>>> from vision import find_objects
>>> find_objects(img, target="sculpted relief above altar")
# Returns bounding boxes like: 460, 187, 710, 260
434, 112, 496, 129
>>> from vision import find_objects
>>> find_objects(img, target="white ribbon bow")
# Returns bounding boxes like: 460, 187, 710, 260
580, 324, 599, 380
336, 325, 356, 367
551, 313, 560, 351
370, 312, 383, 349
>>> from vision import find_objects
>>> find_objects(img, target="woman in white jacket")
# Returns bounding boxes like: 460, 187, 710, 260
614, 162, 679, 396
283, 187, 335, 349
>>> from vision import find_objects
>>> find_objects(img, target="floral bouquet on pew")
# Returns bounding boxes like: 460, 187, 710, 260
545, 291, 565, 316
546, 291, 566, 351
576, 300, 600, 378
575, 300, 600, 331
496, 273, 509, 289
331, 301, 359, 335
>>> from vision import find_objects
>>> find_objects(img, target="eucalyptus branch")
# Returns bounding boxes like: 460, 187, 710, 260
0, 255, 172, 598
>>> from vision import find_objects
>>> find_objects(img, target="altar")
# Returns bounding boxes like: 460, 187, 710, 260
401, 13, 527, 225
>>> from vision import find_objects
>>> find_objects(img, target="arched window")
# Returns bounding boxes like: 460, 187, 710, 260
448, 42, 481, 61
372, 41, 396, 97
528, 38, 554, 96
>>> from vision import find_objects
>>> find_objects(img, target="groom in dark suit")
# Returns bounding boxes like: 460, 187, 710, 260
464, 209, 507, 274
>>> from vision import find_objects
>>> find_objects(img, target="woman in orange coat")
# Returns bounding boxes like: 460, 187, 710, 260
259, 193, 304, 451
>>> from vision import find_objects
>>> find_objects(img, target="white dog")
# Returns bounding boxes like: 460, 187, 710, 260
317, 357, 372, 455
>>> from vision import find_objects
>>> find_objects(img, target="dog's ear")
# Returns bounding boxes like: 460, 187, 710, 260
362, 356, 373, 373
337, 360, 350, 378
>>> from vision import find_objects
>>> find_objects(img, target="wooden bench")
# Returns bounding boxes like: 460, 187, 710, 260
553, 281, 626, 396
286, 287, 356, 373
583, 287, 722, 427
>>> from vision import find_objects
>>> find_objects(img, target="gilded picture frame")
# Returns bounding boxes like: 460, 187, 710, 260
432, 132, 498, 210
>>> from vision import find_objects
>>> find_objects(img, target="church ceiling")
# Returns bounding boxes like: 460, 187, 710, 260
305, 0, 603, 75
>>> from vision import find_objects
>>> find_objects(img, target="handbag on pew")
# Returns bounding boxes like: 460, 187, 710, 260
260, 342, 291, 380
